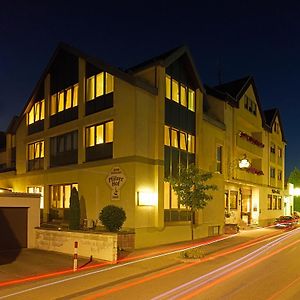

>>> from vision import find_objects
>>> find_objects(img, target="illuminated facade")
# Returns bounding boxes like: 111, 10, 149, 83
205, 77, 286, 226
0, 44, 285, 247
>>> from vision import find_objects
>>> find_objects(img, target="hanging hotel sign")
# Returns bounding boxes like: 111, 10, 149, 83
106, 167, 126, 201
272, 189, 280, 194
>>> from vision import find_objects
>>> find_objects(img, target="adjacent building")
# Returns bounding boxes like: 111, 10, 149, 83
0, 43, 286, 247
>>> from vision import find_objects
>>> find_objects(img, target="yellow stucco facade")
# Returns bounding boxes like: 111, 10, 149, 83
0, 44, 286, 248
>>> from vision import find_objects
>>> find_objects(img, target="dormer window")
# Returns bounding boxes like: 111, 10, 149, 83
244, 95, 256, 116
27, 100, 45, 125
274, 121, 280, 134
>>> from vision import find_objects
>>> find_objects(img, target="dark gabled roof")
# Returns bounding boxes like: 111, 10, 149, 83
19, 42, 158, 120
264, 108, 286, 142
127, 45, 205, 92
207, 76, 268, 130
6, 116, 19, 134
204, 84, 237, 107
127, 45, 183, 73
264, 108, 277, 127
213, 76, 251, 100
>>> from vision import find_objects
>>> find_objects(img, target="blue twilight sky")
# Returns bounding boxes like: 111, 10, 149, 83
0, 1, 299, 175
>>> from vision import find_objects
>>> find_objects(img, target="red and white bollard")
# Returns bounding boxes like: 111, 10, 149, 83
73, 241, 78, 271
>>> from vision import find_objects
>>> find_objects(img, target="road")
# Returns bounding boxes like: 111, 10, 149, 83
0, 228, 300, 299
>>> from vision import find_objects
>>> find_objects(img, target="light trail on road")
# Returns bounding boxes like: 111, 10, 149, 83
153, 229, 300, 300
0, 234, 238, 299
0, 228, 290, 299
0, 234, 235, 289
83, 229, 297, 299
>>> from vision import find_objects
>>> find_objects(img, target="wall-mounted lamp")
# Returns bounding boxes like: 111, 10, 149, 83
137, 191, 157, 206
239, 155, 250, 169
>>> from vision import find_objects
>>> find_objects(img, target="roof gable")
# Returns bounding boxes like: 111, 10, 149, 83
264, 108, 286, 142
128, 46, 204, 91
17, 42, 158, 127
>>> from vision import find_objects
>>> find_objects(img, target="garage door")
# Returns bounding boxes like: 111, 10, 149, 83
0, 207, 28, 250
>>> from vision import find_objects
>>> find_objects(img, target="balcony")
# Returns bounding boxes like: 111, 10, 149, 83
236, 132, 264, 157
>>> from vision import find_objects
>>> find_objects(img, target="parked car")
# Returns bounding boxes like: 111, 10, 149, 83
274, 216, 298, 228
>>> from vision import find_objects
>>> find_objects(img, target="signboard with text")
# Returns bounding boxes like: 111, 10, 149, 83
106, 167, 126, 201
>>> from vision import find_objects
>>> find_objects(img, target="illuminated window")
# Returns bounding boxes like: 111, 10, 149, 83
180, 85, 187, 107
86, 120, 114, 148
28, 140, 44, 171
86, 72, 114, 102
27, 100, 45, 125
172, 79, 179, 103
188, 89, 195, 111
87, 126, 95, 147
51, 84, 79, 115
216, 145, 222, 173
96, 72, 104, 97
278, 170, 282, 181
87, 76, 95, 101
27, 186, 44, 209
96, 124, 104, 144
65, 88, 72, 109
180, 132, 186, 150
165, 75, 195, 111
165, 75, 171, 99
171, 129, 178, 148
105, 121, 114, 143
187, 135, 195, 153
58, 92, 64, 112
28, 141, 44, 160
106, 73, 114, 94
164, 126, 170, 146
50, 183, 78, 209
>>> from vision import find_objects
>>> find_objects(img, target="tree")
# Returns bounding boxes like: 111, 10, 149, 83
69, 187, 81, 230
288, 167, 300, 212
165, 163, 217, 240
288, 167, 300, 187
99, 205, 126, 232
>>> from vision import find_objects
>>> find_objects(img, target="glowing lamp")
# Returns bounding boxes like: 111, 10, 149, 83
239, 157, 250, 169
293, 188, 300, 196
137, 191, 156, 206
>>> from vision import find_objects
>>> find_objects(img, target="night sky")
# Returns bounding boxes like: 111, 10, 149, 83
1, 1, 299, 175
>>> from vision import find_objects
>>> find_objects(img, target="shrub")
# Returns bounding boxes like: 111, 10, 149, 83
69, 187, 80, 230
180, 247, 205, 259
99, 205, 126, 232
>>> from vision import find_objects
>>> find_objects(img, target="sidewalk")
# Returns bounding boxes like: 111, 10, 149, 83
0, 227, 283, 284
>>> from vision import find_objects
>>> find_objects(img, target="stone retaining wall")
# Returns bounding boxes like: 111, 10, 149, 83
35, 228, 118, 262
